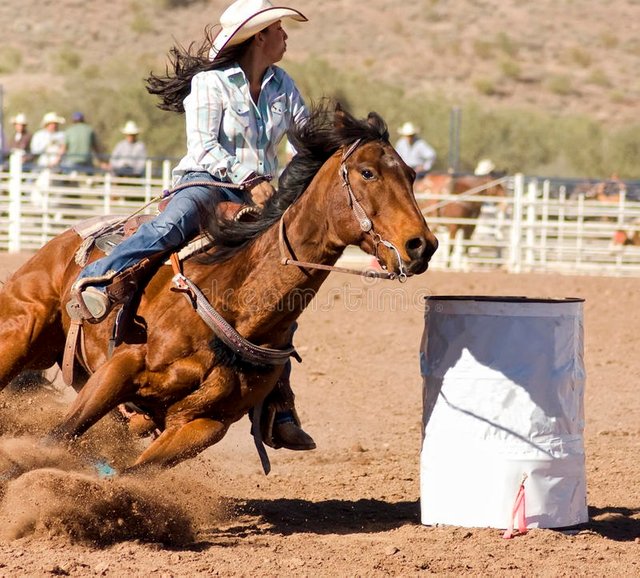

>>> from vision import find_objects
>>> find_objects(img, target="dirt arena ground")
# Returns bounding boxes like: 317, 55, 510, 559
0, 252, 638, 577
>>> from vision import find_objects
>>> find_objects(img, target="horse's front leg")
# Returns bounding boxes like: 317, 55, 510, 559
47, 347, 145, 442
124, 417, 229, 473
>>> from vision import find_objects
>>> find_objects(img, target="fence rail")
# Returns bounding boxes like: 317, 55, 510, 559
2, 153, 640, 277
0, 153, 172, 252
416, 173, 640, 276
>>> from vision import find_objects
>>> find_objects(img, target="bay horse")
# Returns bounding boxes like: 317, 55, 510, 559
414, 172, 506, 245
0, 105, 438, 474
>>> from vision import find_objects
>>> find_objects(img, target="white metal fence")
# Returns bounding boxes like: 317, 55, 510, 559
2, 152, 640, 277
414, 174, 640, 276
0, 153, 172, 252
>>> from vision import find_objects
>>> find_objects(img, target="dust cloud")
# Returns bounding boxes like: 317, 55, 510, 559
0, 378, 230, 546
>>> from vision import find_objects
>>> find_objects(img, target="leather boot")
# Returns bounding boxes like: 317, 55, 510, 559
272, 409, 316, 451
257, 339, 315, 451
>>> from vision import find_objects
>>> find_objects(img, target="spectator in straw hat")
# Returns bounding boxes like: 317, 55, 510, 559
30, 112, 66, 168
9, 113, 33, 161
71, 0, 315, 452
474, 158, 496, 176
394, 121, 436, 178
108, 120, 148, 177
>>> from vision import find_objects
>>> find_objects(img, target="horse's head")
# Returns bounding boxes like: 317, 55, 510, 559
200, 104, 438, 278
329, 124, 438, 277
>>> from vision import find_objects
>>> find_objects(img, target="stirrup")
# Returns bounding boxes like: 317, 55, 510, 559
68, 271, 118, 323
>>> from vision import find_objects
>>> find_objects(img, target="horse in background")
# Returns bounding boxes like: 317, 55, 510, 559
414, 172, 507, 248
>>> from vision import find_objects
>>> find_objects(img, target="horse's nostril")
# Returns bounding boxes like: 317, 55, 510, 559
406, 236, 426, 259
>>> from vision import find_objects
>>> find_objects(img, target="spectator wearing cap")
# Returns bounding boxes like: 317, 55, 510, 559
30, 112, 66, 168
60, 111, 102, 173
108, 120, 148, 177
394, 121, 436, 178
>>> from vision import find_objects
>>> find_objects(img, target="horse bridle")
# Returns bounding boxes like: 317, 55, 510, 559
279, 139, 408, 282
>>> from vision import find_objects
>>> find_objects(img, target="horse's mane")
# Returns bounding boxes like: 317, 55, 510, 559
199, 101, 389, 264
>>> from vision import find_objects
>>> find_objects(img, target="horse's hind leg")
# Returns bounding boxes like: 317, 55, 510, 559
0, 296, 64, 392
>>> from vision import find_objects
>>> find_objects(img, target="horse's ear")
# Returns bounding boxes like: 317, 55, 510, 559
334, 101, 347, 129
366, 112, 389, 140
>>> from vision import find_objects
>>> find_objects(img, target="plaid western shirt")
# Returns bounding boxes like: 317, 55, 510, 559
173, 63, 308, 185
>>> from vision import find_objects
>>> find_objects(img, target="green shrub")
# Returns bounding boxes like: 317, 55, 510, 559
501, 59, 521, 80
53, 45, 82, 74
568, 46, 592, 68
0, 46, 22, 74
474, 78, 498, 96
472, 40, 494, 60
588, 69, 611, 87
496, 32, 518, 57
547, 74, 573, 95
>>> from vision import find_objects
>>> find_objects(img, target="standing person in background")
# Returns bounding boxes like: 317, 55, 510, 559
394, 121, 436, 178
474, 158, 496, 177
108, 120, 148, 177
71, 0, 315, 452
30, 112, 66, 169
60, 111, 102, 174
6, 113, 34, 167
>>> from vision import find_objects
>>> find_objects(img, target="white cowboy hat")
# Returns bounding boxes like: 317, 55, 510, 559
41, 112, 65, 127
121, 120, 141, 135
209, 0, 307, 60
474, 158, 496, 176
398, 121, 418, 136
11, 113, 28, 125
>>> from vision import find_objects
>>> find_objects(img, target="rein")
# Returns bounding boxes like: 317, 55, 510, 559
279, 139, 408, 283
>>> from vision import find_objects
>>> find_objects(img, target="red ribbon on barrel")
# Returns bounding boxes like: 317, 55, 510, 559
503, 473, 528, 539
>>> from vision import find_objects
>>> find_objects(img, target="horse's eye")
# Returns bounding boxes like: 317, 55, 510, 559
361, 169, 375, 180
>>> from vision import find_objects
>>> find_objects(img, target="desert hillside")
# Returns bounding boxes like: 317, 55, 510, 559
2, 0, 638, 122
1, 0, 639, 176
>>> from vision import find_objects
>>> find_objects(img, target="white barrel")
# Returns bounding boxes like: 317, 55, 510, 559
420, 296, 588, 528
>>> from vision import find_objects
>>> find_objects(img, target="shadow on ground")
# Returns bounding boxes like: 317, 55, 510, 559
198, 499, 640, 543
200, 497, 420, 539
586, 506, 640, 542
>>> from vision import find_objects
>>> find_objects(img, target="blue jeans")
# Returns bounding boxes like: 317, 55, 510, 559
78, 171, 245, 282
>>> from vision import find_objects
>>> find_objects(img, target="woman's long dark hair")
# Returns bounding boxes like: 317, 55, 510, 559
146, 26, 252, 112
